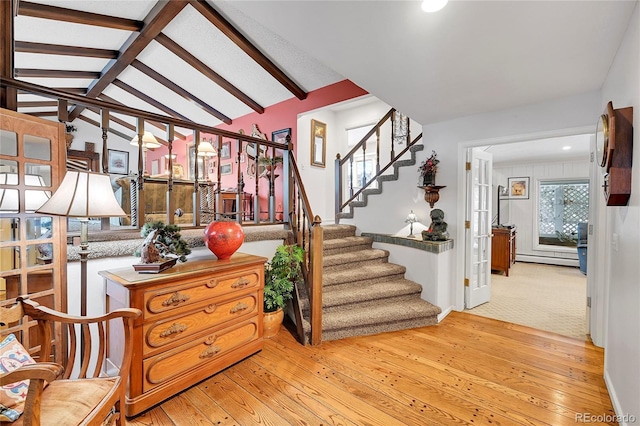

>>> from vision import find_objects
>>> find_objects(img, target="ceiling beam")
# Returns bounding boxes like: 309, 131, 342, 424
155, 32, 264, 114
17, 1, 143, 31
191, 0, 307, 101
15, 69, 101, 79
131, 59, 231, 124
15, 41, 119, 59
98, 93, 186, 140
112, 79, 191, 122
18, 100, 57, 108
69, 0, 189, 121
77, 114, 132, 141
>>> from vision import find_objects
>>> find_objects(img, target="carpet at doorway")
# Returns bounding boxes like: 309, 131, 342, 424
466, 262, 587, 340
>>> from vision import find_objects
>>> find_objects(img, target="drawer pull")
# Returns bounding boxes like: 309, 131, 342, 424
206, 279, 218, 288
205, 335, 217, 345
162, 292, 190, 307
199, 345, 221, 359
159, 323, 187, 338
204, 304, 217, 314
231, 277, 250, 289
230, 302, 249, 314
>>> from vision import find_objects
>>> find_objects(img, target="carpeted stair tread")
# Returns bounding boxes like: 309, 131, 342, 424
321, 299, 441, 340
323, 236, 373, 255
322, 224, 357, 240
323, 248, 389, 270
323, 263, 406, 287
323, 279, 422, 308
299, 279, 423, 312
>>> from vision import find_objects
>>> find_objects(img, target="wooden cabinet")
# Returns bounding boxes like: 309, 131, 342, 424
491, 227, 516, 277
99, 252, 267, 416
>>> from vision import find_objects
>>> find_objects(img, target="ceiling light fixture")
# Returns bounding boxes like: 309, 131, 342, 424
421, 0, 448, 13
562, 146, 572, 150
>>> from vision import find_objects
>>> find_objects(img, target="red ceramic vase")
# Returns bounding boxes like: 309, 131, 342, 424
203, 221, 245, 260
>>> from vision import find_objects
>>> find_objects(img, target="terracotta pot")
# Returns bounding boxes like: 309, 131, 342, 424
203, 221, 244, 260
263, 308, 284, 339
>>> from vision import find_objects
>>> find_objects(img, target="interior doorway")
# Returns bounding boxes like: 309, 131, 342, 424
462, 133, 591, 340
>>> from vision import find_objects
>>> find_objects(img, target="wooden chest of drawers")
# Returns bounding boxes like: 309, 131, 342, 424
99, 252, 267, 416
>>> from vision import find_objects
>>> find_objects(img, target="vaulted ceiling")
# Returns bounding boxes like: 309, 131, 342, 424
11, 0, 344, 142
9, 0, 638, 145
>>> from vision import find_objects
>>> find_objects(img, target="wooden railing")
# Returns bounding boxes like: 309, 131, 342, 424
1, 78, 291, 229
335, 108, 422, 222
283, 146, 323, 345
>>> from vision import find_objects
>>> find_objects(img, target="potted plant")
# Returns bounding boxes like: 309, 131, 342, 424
133, 221, 192, 272
65, 123, 77, 149
418, 150, 439, 186
258, 154, 283, 170
263, 244, 304, 338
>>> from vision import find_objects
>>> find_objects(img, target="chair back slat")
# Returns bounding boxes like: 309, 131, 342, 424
79, 323, 91, 378
64, 323, 76, 379
92, 322, 106, 378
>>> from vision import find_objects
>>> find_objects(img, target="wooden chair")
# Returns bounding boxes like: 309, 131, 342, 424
0, 297, 141, 426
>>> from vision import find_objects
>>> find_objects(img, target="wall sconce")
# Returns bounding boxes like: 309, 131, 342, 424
405, 210, 418, 238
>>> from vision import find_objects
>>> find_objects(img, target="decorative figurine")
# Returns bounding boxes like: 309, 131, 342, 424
422, 209, 448, 241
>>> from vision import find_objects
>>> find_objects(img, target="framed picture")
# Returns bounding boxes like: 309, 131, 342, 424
507, 177, 530, 199
107, 149, 128, 174
172, 164, 184, 179
272, 128, 291, 144
220, 163, 232, 175
221, 141, 231, 159
310, 119, 326, 168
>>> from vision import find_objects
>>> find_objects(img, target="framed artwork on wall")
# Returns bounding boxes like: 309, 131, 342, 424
310, 119, 326, 168
507, 177, 530, 199
107, 149, 128, 174
272, 128, 291, 144
221, 163, 232, 175
221, 141, 231, 159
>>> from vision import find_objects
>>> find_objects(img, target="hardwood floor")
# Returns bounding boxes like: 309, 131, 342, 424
126, 312, 616, 426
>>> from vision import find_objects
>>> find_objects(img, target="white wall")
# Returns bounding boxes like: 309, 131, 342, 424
599, 2, 640, 422
494, 158, 590, 266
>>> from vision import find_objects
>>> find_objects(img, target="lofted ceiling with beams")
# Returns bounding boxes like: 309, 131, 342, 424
9, 0, 638, 149
12, 0, 344, 143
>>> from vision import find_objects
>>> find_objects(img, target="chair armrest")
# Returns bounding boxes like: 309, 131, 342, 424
0, 362, 64, 383
19, 297, 141, 324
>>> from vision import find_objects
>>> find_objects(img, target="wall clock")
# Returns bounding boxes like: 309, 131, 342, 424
595, 101, 633, 206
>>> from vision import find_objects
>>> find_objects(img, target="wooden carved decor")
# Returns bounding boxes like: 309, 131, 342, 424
595, 102, 633, 206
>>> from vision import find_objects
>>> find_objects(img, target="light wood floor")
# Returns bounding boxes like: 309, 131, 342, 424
126, 312, 615, 426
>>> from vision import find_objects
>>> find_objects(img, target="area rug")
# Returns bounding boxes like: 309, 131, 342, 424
466, 262, 587, 340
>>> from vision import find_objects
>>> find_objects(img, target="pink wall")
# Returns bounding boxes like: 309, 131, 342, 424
146, 79, 368, 219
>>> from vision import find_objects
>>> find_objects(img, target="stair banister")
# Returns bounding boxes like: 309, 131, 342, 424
335, 107, 423, 223
286, 147, 323, 345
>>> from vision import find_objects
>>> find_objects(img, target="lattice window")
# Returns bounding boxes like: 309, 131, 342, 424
538, 180, 589, 246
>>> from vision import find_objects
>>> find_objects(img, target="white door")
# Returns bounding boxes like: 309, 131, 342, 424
465, 148, 493, 308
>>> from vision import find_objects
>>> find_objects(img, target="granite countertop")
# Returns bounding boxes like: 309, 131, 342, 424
361, 232, 454, 254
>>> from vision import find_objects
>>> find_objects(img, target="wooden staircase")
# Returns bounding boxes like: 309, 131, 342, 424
296, 224, 441, 343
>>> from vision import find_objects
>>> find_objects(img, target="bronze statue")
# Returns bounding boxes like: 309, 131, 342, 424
422, 209, 448, 241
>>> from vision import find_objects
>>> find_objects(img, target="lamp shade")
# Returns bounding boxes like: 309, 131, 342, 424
405, 210, 418, 223
36, 171, 125, 218
130, 131, 161, 149
197, 140, 216, 157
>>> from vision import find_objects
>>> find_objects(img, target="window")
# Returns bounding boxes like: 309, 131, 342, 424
538, 180, 589, 246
